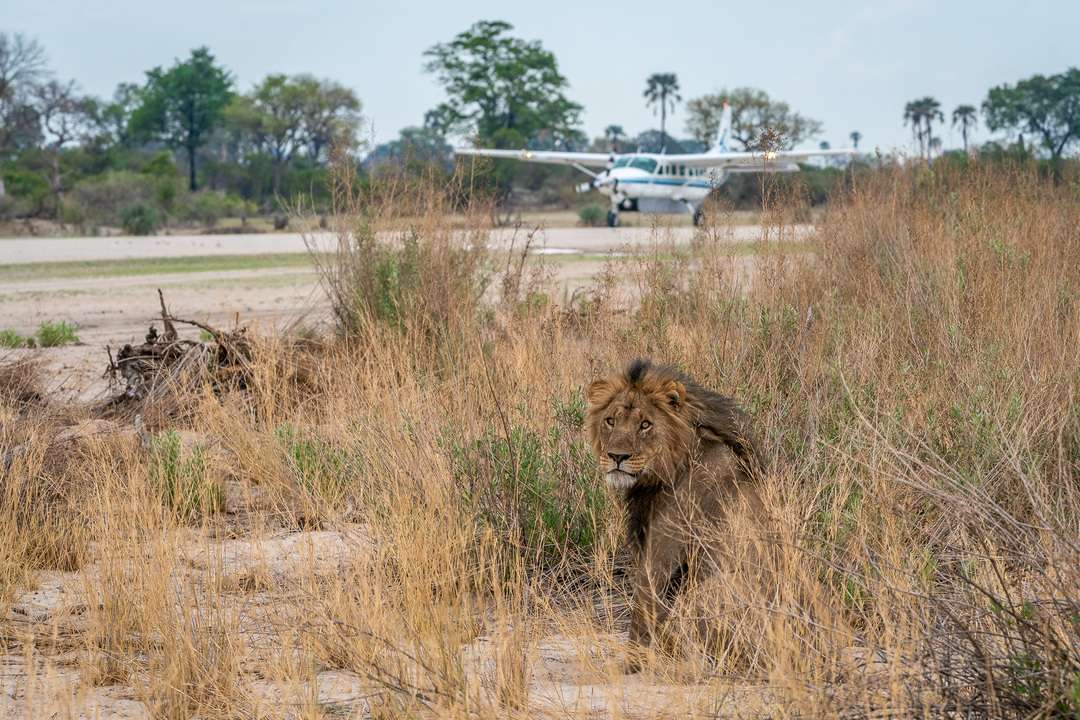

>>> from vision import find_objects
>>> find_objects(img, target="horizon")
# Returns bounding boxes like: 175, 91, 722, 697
5, 0, 1078, 154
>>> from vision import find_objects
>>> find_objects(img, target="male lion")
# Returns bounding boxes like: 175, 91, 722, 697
585, 358, 765, 669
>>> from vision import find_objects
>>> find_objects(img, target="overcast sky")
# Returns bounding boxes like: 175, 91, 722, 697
6, 0, 1077, 153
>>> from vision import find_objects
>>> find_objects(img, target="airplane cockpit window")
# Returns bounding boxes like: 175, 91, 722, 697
628, 158, 657, 173
612, 157, 632, 168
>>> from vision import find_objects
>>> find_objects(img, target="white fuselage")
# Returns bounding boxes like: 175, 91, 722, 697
593, 155, 719, 206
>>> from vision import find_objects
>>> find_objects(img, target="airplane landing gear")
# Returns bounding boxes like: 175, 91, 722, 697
692, 207, 705, 227
606, 210, 619, 228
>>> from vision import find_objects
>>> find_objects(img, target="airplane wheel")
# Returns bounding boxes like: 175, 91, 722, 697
693, 208, 705, 227
606, 211, 619, 228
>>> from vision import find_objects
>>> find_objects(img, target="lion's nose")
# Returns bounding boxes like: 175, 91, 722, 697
608, 453, 630, 466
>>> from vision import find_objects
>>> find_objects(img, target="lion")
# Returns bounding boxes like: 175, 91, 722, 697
585, 358, 766, 670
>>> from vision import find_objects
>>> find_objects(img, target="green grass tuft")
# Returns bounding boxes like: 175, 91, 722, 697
35, 321, 79, 347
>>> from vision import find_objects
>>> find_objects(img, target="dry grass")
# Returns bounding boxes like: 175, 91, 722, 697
1, 160, 1078, 718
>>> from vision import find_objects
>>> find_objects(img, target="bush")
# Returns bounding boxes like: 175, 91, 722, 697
175, 191, 248, 229
142, 151, 178, 179
1, 167, 51, 217
317, 162, 492, 334
577, 203, 605, 227
0, 330, 27, 348
120, 203, 158, 236
69, 171, 156, 226
148, 431, 224, 521
35, 321, 78, 347
274, 424, 354, 522
449, 391, 606, 571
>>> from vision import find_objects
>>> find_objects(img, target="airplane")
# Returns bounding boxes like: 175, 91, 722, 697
455, 102, 855, 227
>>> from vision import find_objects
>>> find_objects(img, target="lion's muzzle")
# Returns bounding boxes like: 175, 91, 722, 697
605, 469, 638, 490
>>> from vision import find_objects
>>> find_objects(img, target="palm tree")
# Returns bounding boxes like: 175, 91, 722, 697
849, 130, 862, 150
903, 100, 926, 157
603, 124, 625, 153
643, 73, 681, 152
952, 104, 977, 153
903, 97, 944, 161
920, 97, 944, 160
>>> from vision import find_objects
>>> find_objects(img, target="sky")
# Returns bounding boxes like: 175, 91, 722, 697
6, 0, 1078, 154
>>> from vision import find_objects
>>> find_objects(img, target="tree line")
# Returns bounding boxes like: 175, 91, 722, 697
0, 34, 360, 231
2, 22, 1078, 232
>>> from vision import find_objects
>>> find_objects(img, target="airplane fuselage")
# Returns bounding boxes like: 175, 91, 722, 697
594, 157, 717, 205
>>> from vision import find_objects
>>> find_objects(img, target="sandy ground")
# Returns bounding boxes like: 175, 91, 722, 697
0, 224, 811, 264
2, 520, 776, 719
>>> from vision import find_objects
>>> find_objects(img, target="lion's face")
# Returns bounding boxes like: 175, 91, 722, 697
585, 370, 696, 491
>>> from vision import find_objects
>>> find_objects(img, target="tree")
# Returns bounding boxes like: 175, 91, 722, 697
0, 32, 49, 199
903, 100, 923, 155
227, 75, 307, 195
951, 105, 977, 154
423, 20, 583, 148
95, 82, 141, 149
686, 88, 822, 151
643, 73, 680, 152
603, 124, 625, 153
364, 126, 452, 174
983, 68, 1080, 174
903, 96, 943, 160
130, 47, 233, 191
227, 74, 363, 194
849, 130, 862, 150
296, 76, 361, 162
32, 79, 96, 206
921, 97, 944, 159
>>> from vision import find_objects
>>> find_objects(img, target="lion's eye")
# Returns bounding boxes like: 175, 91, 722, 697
640, 420, 652, 431
604, 417, 615, 428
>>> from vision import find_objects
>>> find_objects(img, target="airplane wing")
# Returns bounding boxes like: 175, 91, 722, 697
454, 147, 612, 168
676, 148, 856, 168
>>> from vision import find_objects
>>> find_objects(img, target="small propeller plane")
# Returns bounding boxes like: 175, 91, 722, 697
456, 102, 855, 227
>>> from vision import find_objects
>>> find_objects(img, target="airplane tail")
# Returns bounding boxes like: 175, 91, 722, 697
709, 100, 732, 154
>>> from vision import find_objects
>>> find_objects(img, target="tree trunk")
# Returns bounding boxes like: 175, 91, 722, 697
272, 161, 282, 197
0, 169, 5, 200
188, 146, 198, 191
50, 154, 64, 224
660, 94, 667, 152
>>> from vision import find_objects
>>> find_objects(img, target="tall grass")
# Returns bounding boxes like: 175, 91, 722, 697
1, 160, 1077, 717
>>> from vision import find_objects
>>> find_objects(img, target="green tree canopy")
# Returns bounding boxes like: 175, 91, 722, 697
95, 82, 141, 149
983, 68, 1080, 170
130, 47, 233, 190
227, 73, 362, 194
296, 76, 362, 162
227, 74, 308, 195
423, 20, 583, 148
685, 88, 821, 151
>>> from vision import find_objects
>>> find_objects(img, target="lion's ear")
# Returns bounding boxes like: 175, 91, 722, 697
586, 379, 614, 407
664, 381, 686, 409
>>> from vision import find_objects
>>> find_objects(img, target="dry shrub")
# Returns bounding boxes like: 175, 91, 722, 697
308, 158, 492, 341
0, 355, 44, 408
